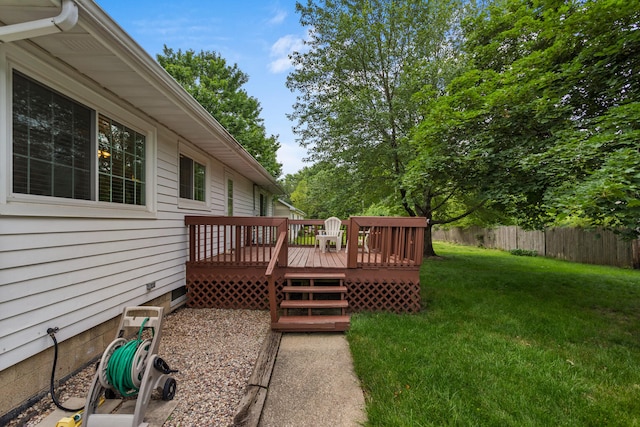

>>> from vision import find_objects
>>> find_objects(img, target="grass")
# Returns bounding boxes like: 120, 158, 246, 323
347, 242, 640, 426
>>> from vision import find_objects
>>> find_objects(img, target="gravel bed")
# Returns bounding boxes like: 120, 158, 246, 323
6, 308, 270, 427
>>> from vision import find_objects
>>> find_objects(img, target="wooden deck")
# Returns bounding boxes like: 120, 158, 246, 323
288, 246, 347, 268
185, 216, 427, 331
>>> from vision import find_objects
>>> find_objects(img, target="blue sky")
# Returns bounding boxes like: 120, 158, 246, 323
95, 0, 309, 176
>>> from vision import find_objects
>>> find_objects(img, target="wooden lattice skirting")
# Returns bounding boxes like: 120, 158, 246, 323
346, 278, 421, 313
186, 269, 421, 313
186, 272, 284, 309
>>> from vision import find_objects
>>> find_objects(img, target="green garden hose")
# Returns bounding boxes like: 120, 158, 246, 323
106, 318, 151, 397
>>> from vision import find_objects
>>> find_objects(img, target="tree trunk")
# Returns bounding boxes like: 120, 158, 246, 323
423, 223, 437, 257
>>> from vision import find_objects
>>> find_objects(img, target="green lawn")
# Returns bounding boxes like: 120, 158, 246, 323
347, 242, 640, 426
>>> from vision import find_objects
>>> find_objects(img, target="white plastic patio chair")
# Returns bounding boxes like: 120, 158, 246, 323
315, 217, 344, 253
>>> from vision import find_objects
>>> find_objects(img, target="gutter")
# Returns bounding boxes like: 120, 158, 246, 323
0, 0, 78, 43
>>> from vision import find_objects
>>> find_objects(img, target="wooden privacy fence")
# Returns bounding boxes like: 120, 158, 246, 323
432, 226, 639, 269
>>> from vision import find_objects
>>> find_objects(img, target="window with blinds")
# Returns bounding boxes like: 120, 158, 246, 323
179, 154, 205, 202
12, 71, 146, 206
12, 71, 93, 200
98, 115, 146, 205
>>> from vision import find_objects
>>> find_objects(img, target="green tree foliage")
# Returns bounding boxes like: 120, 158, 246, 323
288, 0, 466, 254
157, 46, 282, 177
286, 162, 373, 219
411, 0, 640, 239
288, 0, 639, 254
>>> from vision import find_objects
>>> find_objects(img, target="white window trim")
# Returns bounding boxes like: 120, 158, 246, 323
177, 142, 210, 211
0, 50, 157, 219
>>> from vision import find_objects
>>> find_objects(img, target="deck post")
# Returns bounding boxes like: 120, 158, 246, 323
188, 222, 196, 262
347, 218, 359, 269
266, 229, 287, 326
268, 275, 277, 324
235, 225, 242, 263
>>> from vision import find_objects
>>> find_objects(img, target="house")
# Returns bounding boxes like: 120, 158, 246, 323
0, 0, 281, 418
275, 198, 305, 238
274, 199, 305, 221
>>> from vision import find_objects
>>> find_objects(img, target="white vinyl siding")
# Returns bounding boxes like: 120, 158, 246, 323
0, 36, 274, 374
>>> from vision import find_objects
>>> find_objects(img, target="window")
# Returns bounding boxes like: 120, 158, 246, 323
227, 178, 233, 216
12, 71, 146, 206
98, 115, 146, 205
179, 155, 205, 201
259, 193, 267, 216
13, 71, 93, 200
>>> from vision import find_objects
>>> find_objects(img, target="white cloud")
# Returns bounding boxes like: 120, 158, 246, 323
268, 34, 306, 73
268, 10, 287, 26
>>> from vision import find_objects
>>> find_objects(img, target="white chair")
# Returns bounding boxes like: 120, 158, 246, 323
315, 217, 344, 253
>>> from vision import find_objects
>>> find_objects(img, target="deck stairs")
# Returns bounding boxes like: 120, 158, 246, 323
272, 272, 350, 332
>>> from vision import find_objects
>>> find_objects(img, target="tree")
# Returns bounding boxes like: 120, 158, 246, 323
410, 0, 640, 240
288, 0, 467, 255
157, 46, 282, 177
539, 0, 640, 239
287, 162, 372, 219
407, 0, 567, 253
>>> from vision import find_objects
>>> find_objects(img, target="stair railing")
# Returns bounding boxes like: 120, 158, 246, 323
266, 230, 288, 324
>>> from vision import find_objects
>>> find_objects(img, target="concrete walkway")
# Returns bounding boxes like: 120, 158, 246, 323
258, 333, 366, 427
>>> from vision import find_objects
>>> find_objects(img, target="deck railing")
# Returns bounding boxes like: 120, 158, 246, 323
346, 217, 426, 268
185, 215, 426, 269
287, 219, 347, 247
185, 216, 288, 267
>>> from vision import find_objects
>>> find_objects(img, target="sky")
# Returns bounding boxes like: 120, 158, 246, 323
95, 0, 310, 176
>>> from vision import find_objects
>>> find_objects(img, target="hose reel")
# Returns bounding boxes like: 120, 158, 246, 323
83, 306, 177, 427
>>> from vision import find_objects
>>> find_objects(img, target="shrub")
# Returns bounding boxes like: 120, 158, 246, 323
509, 248, 538, 257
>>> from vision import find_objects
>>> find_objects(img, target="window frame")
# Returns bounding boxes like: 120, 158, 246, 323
225, 174, 234, 216
259, 192, 268, 216
178, 142, 210, 210
2, 58, 157, 219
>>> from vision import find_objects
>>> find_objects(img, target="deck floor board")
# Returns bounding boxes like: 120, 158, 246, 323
288, 247, 348, 268
206, 246, 383, 268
